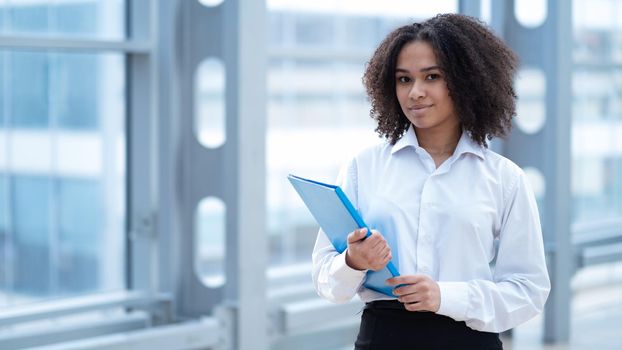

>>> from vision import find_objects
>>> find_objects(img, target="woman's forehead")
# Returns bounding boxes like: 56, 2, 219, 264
396, 41, 439, 71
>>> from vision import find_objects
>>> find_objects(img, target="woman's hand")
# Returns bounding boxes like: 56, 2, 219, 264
387, 275, 441, 312
345, 228, 392, 271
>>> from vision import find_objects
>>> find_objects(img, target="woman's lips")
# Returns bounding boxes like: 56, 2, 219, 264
410, 104, 432, 110
409, 104, 432, 115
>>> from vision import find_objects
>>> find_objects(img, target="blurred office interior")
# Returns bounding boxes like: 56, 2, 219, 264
0, 0, 621, 349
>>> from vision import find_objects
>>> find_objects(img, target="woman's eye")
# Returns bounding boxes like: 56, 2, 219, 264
426, 73, 441, 81
397, 76, 411, 83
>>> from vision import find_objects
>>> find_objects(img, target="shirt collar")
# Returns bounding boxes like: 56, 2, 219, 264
390, 124, 420, 154
453, 131, 486, 160
390, 125, 485, 160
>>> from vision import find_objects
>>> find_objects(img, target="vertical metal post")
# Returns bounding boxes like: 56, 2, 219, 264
222, 1, 268, 348
499, 0, 572, 343
542, 0, 572, 342
459, 0, 481, 18
176, 0, 268, 349
127, 0, 157, 292
153, 0, 179, 301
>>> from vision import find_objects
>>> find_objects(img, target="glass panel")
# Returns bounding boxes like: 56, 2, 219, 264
0, 50, 126, 307
523, 167, 546, 219
572, 0, 622, 224
198, 0, 225, 7
195, 58, 226, 149
514, 0, 547, 28
0, 0, 125, 40
12, 176, 51, 296
266, 1, 458, 270
196, 197, 226, 288
58, 178, 106, 293
9, 51, 49, 128
481, 0, 492, 24
515, 68, 546, 134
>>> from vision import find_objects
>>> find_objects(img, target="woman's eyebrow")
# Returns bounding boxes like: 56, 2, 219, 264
395, 66, 440, 74
420, 65, 440, 72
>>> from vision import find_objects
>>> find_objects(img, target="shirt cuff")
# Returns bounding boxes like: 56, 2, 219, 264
436, 281, 470, 321
329, 249, 368, 282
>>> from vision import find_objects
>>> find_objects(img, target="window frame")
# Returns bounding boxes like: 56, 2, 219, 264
0, 0, 165, 344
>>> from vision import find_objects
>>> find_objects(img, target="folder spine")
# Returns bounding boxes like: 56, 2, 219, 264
335, 187, 400, 277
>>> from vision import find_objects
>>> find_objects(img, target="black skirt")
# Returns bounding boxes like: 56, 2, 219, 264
355, 300, 503, 350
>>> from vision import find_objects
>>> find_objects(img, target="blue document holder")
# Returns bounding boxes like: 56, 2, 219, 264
287, 174, 400, 296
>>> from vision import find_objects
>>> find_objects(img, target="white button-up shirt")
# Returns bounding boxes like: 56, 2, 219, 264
311, 126, 550, 333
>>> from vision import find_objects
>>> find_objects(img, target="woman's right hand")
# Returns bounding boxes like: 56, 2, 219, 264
345, 228, 392, 271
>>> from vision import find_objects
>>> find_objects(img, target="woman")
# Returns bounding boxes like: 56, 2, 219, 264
311, 14, 550, 349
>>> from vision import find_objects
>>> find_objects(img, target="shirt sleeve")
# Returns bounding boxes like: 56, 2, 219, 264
436, 170, 551, 332
311, 158, 368, 303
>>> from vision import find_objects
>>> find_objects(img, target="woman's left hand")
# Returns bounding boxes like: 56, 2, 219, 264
386, 275, 441, 312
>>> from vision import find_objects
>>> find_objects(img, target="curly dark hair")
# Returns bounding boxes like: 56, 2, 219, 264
362, 13, 518, 146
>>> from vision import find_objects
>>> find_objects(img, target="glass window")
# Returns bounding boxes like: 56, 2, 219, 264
295, 13, 335, 47
514, 0, 548, 28
195, 197, 226, 288
2, 51, 104, 129
12, 176, 52, 296
195, 57, 226, 149
0, 50, 126, 308
572, 0, 622, 224
0, 0, 125, 40
342, 16, 383, 51
7, 51, 49, 128
515, 67, 546, 134
58, 178, 107, 293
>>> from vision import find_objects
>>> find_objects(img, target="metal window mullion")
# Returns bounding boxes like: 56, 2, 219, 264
0, 291, 167, 327
0, 36, 151, 53
498, 0, 572, 343
0, 313, 149, 349
223, 1, 268, 349
543, 0, 572, 342
126, 0, 157, 294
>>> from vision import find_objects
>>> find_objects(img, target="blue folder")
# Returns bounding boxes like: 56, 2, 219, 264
288, 174, 400, 296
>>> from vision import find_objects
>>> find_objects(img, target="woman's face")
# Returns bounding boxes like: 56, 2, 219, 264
395, 40, 459, 134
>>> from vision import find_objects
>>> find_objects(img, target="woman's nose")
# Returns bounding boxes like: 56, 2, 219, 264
409, 80, 425, 99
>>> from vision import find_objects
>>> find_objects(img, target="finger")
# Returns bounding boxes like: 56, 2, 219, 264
381, 250, 392, 264
398, 292, 421, 304
392, 282, 418, 296
368, 234, 388, 250
347, 228, 368, 243
374, 247, 391, 265
368, 238, 387, 255
379, 244, 391, 256
404, 301, 427, 312
386, 275, 422, 286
